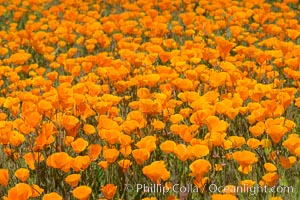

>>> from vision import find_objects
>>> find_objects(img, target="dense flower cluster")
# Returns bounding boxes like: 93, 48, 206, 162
0, 0, 299, 199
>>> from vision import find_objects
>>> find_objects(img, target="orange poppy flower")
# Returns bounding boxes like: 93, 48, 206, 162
46, 152, 72, 172
42, 192, 63, 200
7, 183, 32, 199
65, 136, 74, 146
269, 197, 283, 200
191, 144, 209, 158
65, 174, 81, 187
170, 114, 183, 124
135, 136, 156, 152
160, 140, 176, 154
205, 116, 229, 134
71, 138, 89, 153
172, 78, 194, 91
0, 169, 9, 187
31, 184, 44, 198
284, 119, 295, 132
126, 111, 146, 128
62, 115, 80, 131
173, 144, 190, 161
15, 168, 30, 182
239, 179, 256, 189
98, 115, 121, 130
88, 144, 102, 161
151, 119, 165, 130
189, 159, 211, 179
119, 145, 132, 157
72, 185, 92, 200
138, 98, 161, 114
132, 148, 150, 165
159, 51, 171, 63
38, 99, 53, 114
238, 165, 253, 174
103, 148, 119, 164
279, 156, 296, 169
247, 138, 261, 149
261, 172, 279, 187
141, 198, 158, 200
248, 108, 266, 124
193, 176, 209, 191
9, 131, 25, 147
232, 151, 258, 168
102, 184, 117, 200
286, 29, 300, 40
118, 159, 131, 173
23, 152, 44, 170
204, 131, 227, 148
83, 124, 96, 135
99, 129, 122, 145
227, 136, 246, 148
211, 194, 238, 200
249, 122, 265, 137
265, 118, 288, 143
98, 161, 109, 170
119, 134, 132, 147
142, 161, 170, 183
71, 156, 91, 172
24, 112, 42, 128
216, 37, 236, 60
122, 120, 139, 134
137, 88, 151, 99
190, 109, 212, 125
264, 163, 277, 172
282, 134, 300, 154
214, 164, 223, 172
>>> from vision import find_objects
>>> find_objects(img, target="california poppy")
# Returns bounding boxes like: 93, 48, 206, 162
102, 184, 117, 200
65, 174, 81, 187
132, 148, 150, 165
9, 131, 25, 147
87, 144, 102, 161
232, 151, 258, 168
228, 136, 246, 148
247, 138, 261, 149
23, 152, 44, 170
31, 184, 44, 198
142, 161, 170, 183
264, 163, 277, 172
83, 124, 96, 135
71, 138, 89, 153
24, 112, 42, 128
98, 161, 109, 170
6, 183, 32, 199
261, 172, 279, 187
72, 185, 92, 200
279, 156, 296, 169
135, 136, 156, 152
0, 169, 9, 187
103, 148, 119, 164
173, 144, 190, 161
62, 115, 80, 131
71, 156, 91, 172
14, 168, 30, 182
160, 140, 176, 154
189, 159, 211, 179
118, 159, 131, 173
42, 192, 63, 200
191, 144, 209, 158
46, 152, 72, 172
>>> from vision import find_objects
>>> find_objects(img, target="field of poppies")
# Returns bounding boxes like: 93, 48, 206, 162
1, 0, 300, 199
